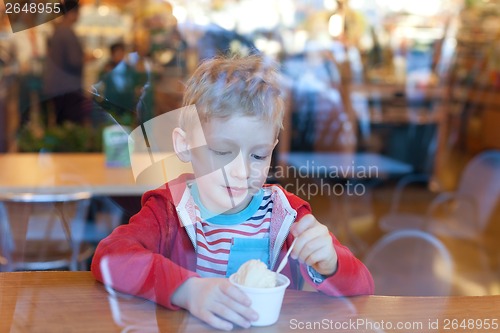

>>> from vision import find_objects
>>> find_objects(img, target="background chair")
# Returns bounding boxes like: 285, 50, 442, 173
84, 196, 124, 244
364, 229, 454, 296
378, 173, 432, 231
379, 150, 500, 236
378, 150, 500, 294
0, 191, 93, 271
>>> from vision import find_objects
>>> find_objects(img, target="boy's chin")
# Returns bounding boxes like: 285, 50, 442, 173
207, 186, 262, 214
221, 196, 253, 214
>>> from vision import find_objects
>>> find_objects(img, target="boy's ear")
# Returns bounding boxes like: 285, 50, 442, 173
172, 128, 191, 163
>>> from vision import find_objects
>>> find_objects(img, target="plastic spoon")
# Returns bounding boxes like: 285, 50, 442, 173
275, 238, 297, 274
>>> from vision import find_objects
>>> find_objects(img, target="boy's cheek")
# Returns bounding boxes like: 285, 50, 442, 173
248, 173, 269, 189
250, 162, 272, 178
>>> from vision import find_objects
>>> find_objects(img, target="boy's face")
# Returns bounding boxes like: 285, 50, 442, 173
187, 115, 277, 215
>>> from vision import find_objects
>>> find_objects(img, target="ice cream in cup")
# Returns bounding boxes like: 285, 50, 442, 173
229, 259, 290, 326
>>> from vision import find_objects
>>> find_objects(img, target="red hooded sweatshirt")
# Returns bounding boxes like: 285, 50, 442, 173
91, 174, 374, 309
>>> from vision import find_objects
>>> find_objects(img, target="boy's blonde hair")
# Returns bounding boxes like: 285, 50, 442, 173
181, 55, 284, 136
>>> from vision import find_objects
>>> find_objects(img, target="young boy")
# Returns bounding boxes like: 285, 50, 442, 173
91, 55, 373, 331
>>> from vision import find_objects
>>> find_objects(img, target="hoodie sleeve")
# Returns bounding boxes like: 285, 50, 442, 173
283, 191, 374, 296
91, 190, 199, 310
272, 184, 374, 296
280, 185, 374, 296
299, 232, 374, 296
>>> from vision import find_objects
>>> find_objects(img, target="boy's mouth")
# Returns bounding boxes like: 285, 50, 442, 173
225, 186, 248, 197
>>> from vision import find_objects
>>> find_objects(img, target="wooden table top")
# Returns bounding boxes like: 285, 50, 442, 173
1, 271, 498, 333
349, 83, 445, 124
0, 153, 180, 196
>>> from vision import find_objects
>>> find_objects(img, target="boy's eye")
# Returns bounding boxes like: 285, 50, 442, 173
252, 154, 268, 161
210, 148, 231, 156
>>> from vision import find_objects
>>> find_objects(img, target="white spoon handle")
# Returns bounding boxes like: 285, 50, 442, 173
275, 238, 297, 274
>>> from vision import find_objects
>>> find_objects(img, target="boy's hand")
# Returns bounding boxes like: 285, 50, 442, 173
289, 214, 338, 276
171, 277, 258, 331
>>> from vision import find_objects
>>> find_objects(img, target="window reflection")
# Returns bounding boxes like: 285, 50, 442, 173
0, 0, 499, 302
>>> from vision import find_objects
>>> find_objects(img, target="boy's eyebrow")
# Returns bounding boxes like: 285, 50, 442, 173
252, 143, 276, 150
208, 138, 275, 149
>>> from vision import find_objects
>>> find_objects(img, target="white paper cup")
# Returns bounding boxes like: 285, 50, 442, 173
229, 273, 290, 326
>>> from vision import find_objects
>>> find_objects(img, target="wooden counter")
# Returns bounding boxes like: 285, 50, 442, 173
1, 271, 498, 332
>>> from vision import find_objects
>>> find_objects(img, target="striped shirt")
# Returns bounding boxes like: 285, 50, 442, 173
192, 186, 273, 278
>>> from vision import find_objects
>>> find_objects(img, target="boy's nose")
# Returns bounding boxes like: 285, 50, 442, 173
227, 152, 250, 180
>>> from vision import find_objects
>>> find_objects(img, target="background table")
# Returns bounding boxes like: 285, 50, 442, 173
1, 271, 498, 333
0, 153, 175, 196
281, 152, 413, 254
282, 152, 413, 178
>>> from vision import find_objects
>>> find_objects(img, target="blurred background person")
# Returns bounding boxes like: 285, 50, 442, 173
42, 0, 92, 125
12, 11, 51, 128
96, 41, 136, 124
99, 41, 126, 77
